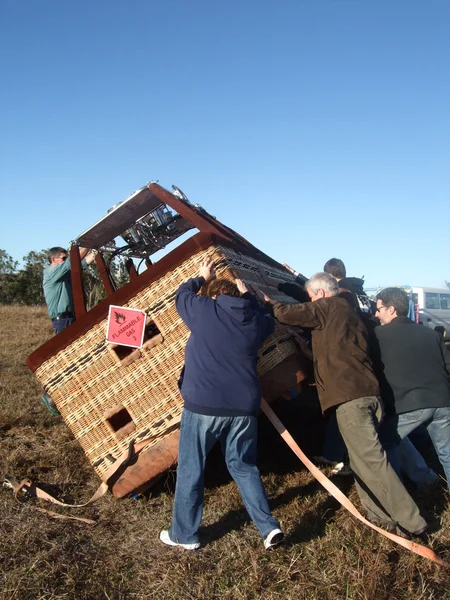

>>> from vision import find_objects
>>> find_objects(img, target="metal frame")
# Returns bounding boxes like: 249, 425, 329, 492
70, 182, 259, 318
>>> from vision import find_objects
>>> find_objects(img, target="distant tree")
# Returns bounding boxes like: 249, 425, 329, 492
0, 273, 21, 304
14, 250, 49, 305
83, 261, 106, 310
0, 249, 20, 304
0, 249, 18, 275
446, 281, 450, 290
110, 256, 130, 289
83, 254, 130, 310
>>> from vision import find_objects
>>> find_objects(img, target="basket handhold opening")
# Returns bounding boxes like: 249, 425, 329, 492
104, 404, 136, 439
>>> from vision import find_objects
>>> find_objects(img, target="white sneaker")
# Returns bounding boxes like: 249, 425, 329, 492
159, 529, 200, 550
264, 528, 284, 550
331, 462, 352, 476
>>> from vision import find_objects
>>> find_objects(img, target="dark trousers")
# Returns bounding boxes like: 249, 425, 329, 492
51, 316, 75, 334
322, 410, 347, 463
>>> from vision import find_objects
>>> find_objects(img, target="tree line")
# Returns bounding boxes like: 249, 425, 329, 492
0, 248, 129, 309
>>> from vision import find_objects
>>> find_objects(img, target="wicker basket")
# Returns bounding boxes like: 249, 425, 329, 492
34, 243, 302, 482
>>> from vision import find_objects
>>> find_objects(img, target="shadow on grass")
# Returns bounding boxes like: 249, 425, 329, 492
197, 474, 355, 546
146, 389, 450, 550
411, 480, 450, 524
273, 476, 355, 546
18, 480, 83, 505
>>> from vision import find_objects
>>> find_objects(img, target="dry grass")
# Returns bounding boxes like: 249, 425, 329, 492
0, 305, 449, 600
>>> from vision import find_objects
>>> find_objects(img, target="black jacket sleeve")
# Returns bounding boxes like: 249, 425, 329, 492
277, 282, 309, 303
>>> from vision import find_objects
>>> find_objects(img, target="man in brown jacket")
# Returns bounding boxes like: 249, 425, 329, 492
267, 272, 427, 537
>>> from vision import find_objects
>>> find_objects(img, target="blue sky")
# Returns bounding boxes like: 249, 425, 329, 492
1, 0, 449, 289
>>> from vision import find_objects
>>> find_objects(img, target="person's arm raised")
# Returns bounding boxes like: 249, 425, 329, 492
175, 259, 215, 328
84, 250, 96, 266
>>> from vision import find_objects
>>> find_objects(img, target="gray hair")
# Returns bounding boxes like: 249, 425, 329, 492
306, 272, 339, 297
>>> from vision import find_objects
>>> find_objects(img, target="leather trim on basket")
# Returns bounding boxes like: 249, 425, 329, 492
28, 232, 287, 372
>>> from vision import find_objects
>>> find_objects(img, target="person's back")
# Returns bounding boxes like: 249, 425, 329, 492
273, 293, 379, 412
374, 318, 450, 414
176, 275, 273, 416
324, 257, 375, 316
161, 259, 283, 551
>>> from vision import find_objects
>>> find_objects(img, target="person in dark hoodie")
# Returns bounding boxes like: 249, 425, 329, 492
159, 259, 283, 551
323, 258, 375, 316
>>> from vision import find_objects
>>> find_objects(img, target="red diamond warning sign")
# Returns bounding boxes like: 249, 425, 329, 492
106, 305, 147, 348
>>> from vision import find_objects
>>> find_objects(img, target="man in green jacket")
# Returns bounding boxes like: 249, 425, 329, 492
41, 245, 95, 416
265, 272, 427, 537
43, 246, 95, 334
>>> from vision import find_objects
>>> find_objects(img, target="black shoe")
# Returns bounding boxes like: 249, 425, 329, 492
395, 524, 429, 541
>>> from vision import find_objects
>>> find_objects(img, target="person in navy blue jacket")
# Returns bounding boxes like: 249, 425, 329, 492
160, 259, 284, 551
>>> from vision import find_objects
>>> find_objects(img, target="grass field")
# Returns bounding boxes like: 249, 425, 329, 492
1, 305, 449, 600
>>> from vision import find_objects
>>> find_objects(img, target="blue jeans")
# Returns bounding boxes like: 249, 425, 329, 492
396, 407, 450, 491
385, 436, 438, 488
380, 415, 438, 488
169, 409, 280, 544
395, 436, 438, 488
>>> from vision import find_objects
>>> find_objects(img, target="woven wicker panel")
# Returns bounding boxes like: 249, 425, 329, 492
35, 243, 302, 479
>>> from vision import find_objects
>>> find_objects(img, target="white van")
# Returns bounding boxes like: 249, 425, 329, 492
411, 287, 450, 335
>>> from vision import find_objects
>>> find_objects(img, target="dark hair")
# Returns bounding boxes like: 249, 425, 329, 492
206, 278, 240, 298
48, 247, 67, 263
323, 258, 346, 279
376, 287, 409, 317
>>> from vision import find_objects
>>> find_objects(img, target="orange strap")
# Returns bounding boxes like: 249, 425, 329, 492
34, 507, 98, 525
5, 415, 183, 523
261, 399, 447, 566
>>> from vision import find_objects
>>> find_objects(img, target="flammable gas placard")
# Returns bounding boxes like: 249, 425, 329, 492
106, 305, 147, 348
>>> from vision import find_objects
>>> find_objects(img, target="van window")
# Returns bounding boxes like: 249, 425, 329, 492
440, 293, 450, 310
412, 293, 418, 306
425, 293, 440, 310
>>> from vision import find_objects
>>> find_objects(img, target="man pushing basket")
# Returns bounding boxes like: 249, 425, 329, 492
159, 259, 284, 550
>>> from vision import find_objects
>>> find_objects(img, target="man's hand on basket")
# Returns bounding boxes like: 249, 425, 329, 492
199, 259, 215, 282
235, 279, 249, 295
255, 288, 273, 304
259, 268, 279, 288
282, 262, 297, 275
